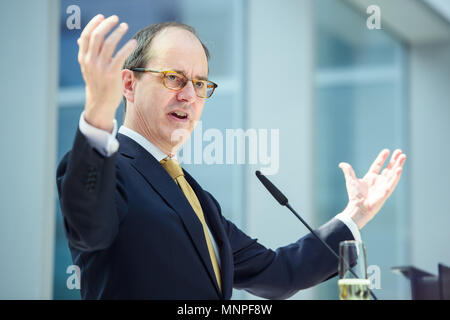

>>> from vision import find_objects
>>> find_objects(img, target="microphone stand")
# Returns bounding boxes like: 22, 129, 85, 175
255, 171, 378, 300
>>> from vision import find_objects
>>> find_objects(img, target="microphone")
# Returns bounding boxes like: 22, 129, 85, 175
255, 170, 378, 300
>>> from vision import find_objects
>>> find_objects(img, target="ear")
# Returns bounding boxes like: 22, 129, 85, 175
122, 69, 135, 104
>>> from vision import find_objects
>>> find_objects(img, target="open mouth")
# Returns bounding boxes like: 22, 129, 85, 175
169, 110, 188, 121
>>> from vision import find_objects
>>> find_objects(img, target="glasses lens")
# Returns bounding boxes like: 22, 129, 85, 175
195, 81, 216, 98
191, 80, 209, 98
163, 71, 216, 98
164, 72, 185, 90
206, 82, 216, 98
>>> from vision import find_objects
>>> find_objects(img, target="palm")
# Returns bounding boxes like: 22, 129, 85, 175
339, 149, 406, 227
347, 171, 389, 214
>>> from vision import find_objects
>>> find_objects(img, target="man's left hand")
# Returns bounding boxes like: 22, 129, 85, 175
339, 149, 407, 230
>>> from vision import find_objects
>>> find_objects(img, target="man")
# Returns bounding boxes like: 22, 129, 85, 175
57, 14, 406, 299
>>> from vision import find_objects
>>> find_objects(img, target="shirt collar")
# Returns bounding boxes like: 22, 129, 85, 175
118, 125, 176, 162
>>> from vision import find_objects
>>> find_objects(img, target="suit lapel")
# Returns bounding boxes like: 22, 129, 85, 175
117, 134, 222, 296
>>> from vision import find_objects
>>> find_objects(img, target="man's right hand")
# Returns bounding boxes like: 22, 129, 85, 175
78, 14, 137, 132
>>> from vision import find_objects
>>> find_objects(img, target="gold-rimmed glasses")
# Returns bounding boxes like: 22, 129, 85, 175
131, 68, 218, 98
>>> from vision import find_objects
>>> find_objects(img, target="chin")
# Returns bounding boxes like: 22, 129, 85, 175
167, 126, 192, 146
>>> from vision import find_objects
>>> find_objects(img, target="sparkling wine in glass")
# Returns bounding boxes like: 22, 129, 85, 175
338, 240, 370, 300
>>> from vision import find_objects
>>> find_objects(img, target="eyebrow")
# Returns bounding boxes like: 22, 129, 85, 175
172, 69, 209, 81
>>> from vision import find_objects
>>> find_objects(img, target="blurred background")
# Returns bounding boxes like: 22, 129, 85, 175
1, 0, 449, 300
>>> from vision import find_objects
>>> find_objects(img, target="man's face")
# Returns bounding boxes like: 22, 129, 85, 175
132, 27, 208, 154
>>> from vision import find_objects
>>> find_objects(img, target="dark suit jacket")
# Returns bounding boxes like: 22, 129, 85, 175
56, 129, 354, 299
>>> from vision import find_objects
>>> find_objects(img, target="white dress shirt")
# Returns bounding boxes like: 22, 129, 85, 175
78, 112, 362, 259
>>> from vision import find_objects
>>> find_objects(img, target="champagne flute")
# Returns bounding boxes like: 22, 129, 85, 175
338, 240, 370, 300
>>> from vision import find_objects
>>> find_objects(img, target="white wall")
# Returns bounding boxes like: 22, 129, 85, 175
410, 42, 450, 275
245, 0, 317, 299
0, 0, 59, 299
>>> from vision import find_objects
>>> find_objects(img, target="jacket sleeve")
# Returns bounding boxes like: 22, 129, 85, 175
221, 213, 354, 299
56, 128, 128, 252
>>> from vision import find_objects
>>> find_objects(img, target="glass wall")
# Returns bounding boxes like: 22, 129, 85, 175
55, 0, 245, 299
313, 0, 409, 299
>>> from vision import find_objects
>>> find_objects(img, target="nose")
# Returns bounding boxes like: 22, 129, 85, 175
177, 80, 197, 103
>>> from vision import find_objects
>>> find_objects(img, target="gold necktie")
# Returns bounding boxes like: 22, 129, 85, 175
160, 158, 222, 291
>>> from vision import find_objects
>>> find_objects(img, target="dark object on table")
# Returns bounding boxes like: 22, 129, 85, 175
391, 263, 450, 300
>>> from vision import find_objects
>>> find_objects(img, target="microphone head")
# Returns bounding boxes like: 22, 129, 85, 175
255, 171, 288, 206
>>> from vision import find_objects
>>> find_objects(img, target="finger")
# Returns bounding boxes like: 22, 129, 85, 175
339, 162, 357, 181
99, 22, 130, 63
367, 149, 390, 175
382, 149, 402, 177
78, 14, 104, 59
398, 153, 407, 167
389, 153, 407, 174
388, 149, 402, 169
387, 166, 403, 196
111, 39, 138, 71
392, 153, 406, 177
86, 15, 120, 61
387, 154, 406, 189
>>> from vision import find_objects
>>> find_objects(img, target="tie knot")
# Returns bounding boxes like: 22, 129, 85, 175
160, 158, 184, 180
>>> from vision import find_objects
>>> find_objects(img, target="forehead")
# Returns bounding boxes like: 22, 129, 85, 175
148, 27, 208, 77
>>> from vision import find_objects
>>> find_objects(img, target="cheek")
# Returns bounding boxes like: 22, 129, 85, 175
139, 92, 175, 120
192, 102, 205, 120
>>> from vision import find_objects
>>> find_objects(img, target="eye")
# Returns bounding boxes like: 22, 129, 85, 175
166, 74, 178, 81
195, 81, 205, 88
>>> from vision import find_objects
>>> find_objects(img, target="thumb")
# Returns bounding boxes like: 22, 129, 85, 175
339, 162, 357, 182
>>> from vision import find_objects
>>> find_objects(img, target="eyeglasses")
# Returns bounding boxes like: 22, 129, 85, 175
131, 68, 218, 99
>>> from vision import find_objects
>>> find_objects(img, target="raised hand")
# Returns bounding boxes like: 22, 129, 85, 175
339, 149, 407, 230
77, 14, 137, 132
